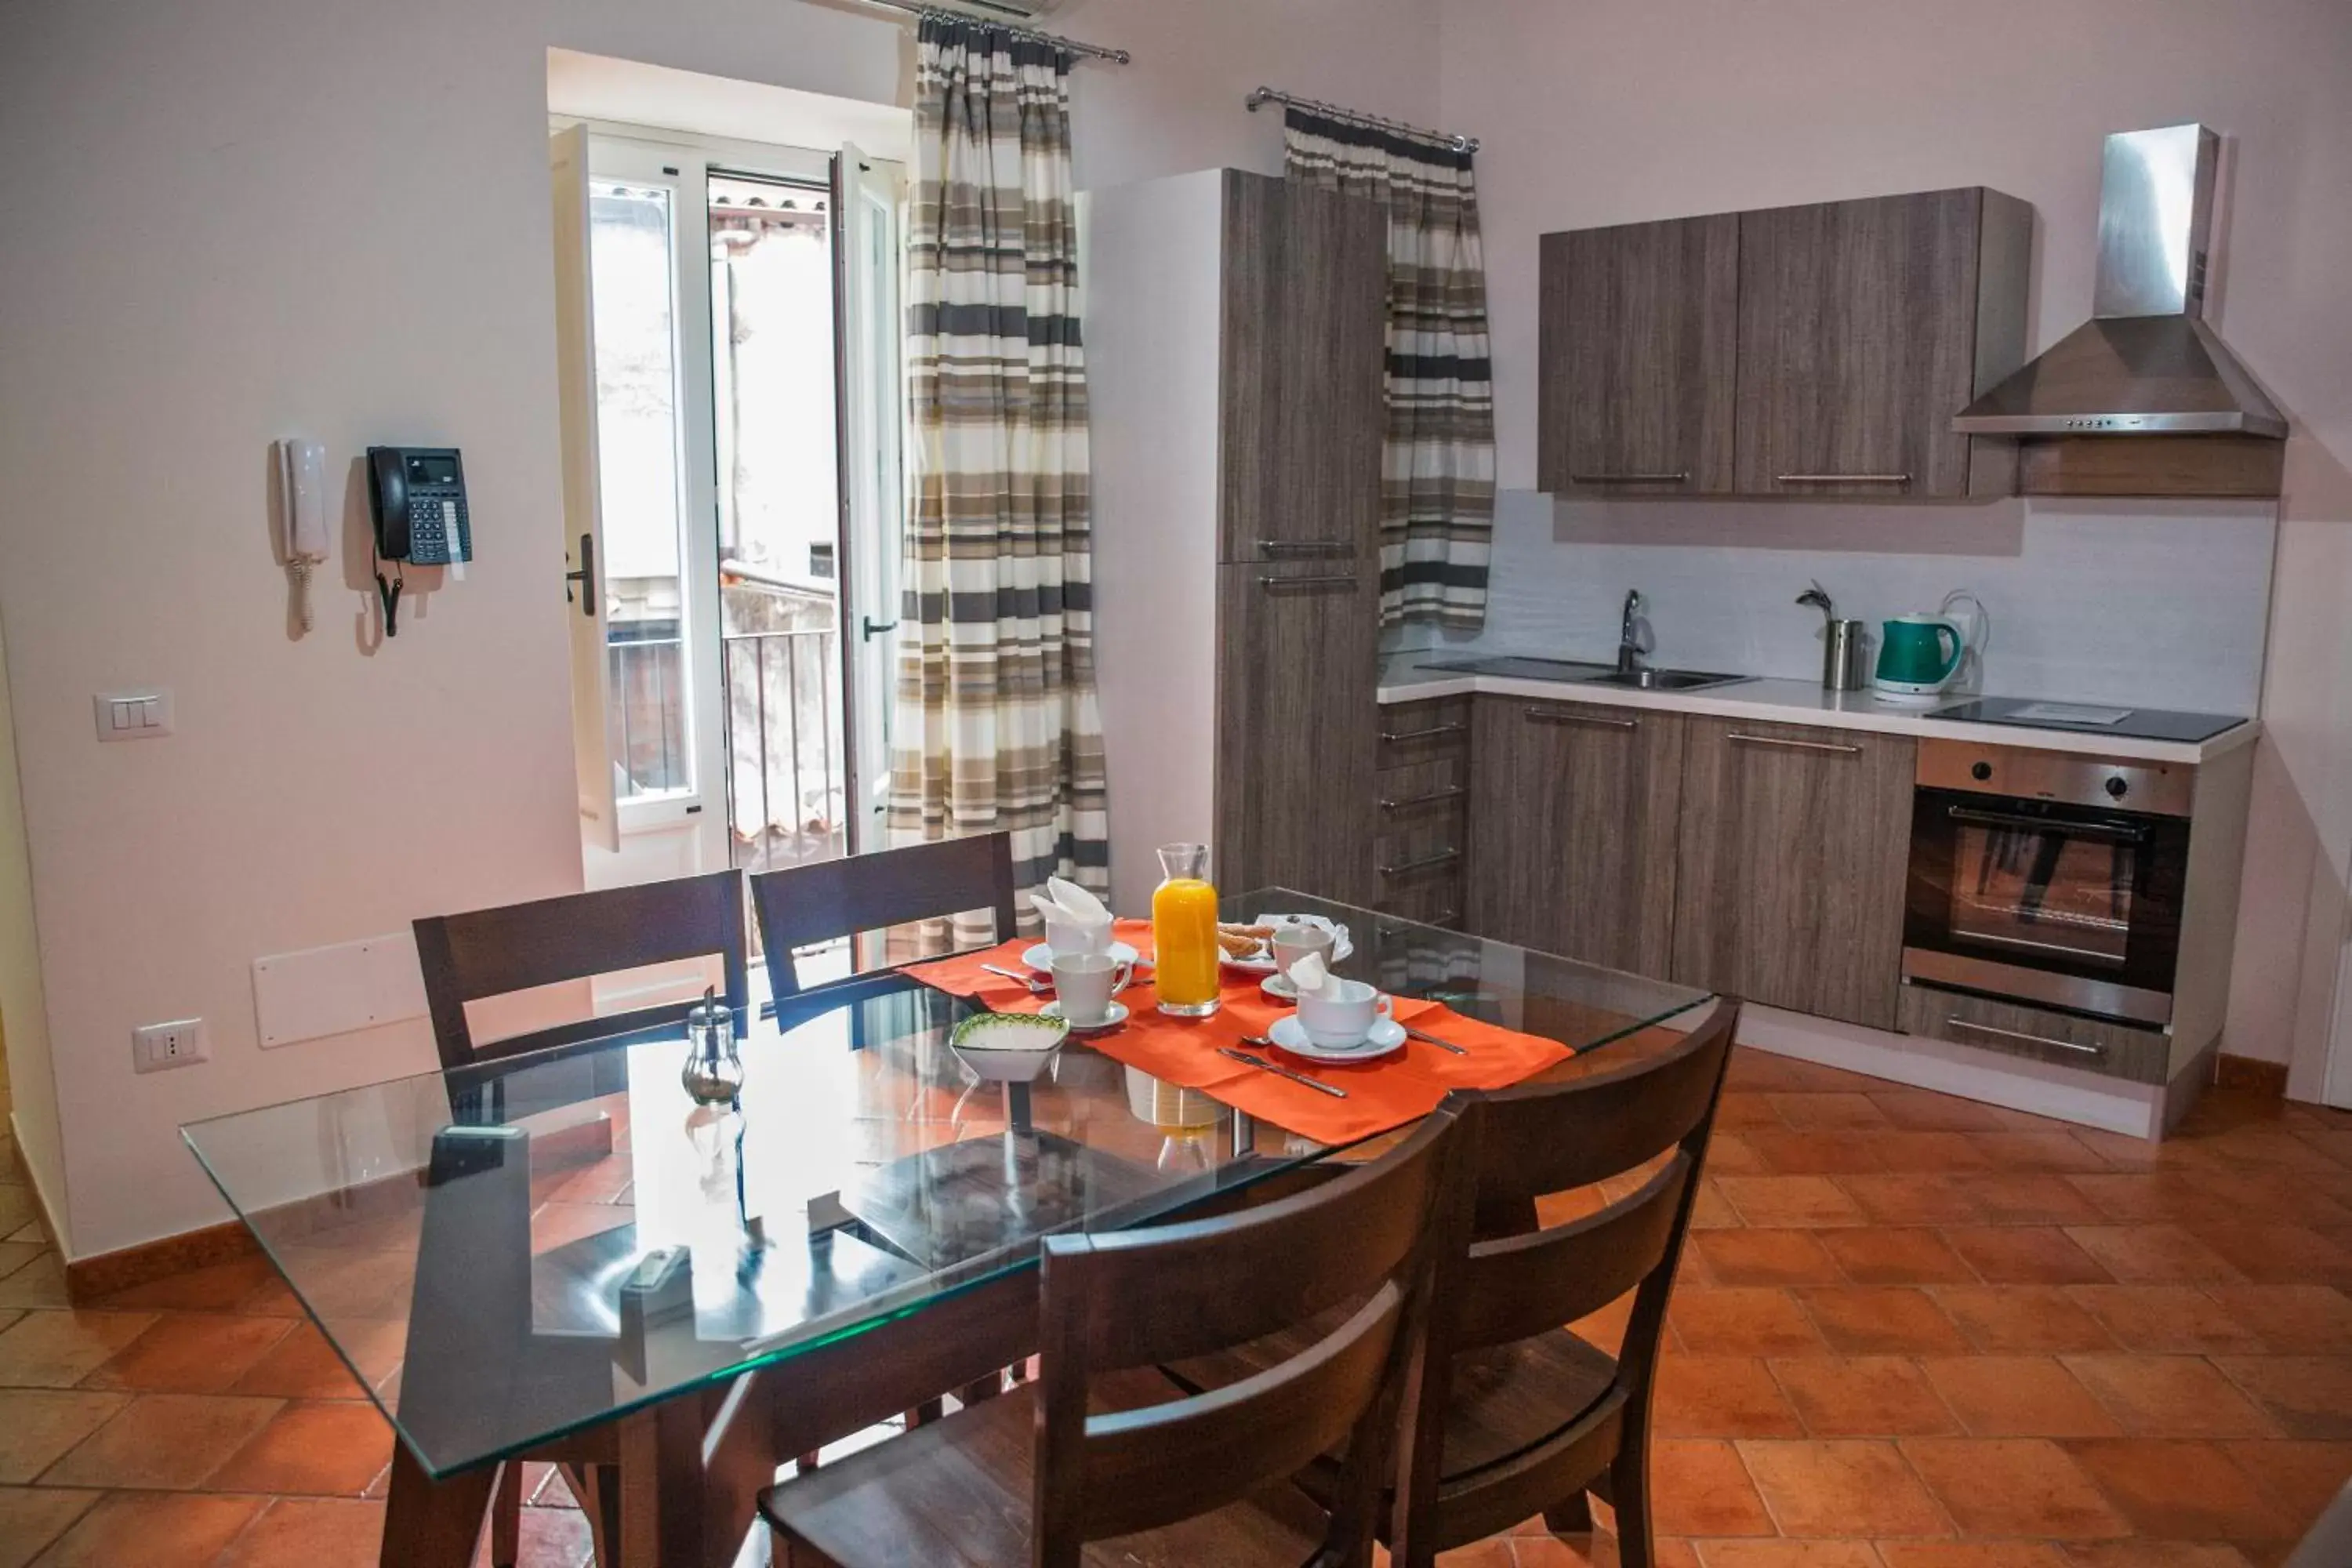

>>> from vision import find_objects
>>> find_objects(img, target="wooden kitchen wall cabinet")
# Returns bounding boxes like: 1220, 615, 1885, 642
1468, 697, 1684, 975
1537, 186, 2030, 502
1737, 187, 2031, 499
1671, 717, 1915, 1028
1537, 214, 1740, 495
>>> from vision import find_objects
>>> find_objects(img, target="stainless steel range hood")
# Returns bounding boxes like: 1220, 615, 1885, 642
1955, 124, 2286, 438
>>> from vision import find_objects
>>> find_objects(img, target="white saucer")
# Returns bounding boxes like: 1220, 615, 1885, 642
1220, 914, 1354, 974
1267, 1014, 1405, 1063
1261, 973, 1299, 1002
1023, 941, 1141, 973
1040, 999, 1130, 1033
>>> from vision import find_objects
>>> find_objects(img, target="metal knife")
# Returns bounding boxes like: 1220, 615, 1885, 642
1218, 1046, 1348, 1098
1403, 1024, 1468, 1055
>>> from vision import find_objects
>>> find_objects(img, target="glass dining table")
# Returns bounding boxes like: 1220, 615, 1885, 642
180, 891, 1712, 1567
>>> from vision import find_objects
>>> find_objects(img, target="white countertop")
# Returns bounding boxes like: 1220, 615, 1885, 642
1377, 660, 2259, 766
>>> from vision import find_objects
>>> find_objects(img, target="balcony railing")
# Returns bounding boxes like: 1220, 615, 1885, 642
723, 626, 846, 874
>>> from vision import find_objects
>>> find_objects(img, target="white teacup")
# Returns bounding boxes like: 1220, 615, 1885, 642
1044, 915, 1112, 959
1051, 951, 1131, 1025
1271, 923, 1336, 977
1296, 978, 1393, 1048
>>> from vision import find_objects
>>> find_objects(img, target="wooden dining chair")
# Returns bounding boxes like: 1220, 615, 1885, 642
412, 869, 750, 1070
748, 831, 1019, 1003
754, 1101, 1476, 1568
1165, 997, 1740, 1568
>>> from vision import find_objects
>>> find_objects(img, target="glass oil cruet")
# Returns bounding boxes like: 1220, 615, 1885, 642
680, 986, 744, 1106
1150, 843, 1221, 1017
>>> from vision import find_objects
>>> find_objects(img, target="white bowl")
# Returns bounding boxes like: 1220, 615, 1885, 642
949, 1011, 1071, 1083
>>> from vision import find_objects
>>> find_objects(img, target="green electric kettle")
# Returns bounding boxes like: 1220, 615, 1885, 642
1873, 613, 1967, 703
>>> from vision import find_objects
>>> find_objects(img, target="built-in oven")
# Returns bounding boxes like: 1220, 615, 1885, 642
1904, 739, 2193, 1027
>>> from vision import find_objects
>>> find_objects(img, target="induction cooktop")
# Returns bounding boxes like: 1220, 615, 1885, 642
1928, 696, 2249, 744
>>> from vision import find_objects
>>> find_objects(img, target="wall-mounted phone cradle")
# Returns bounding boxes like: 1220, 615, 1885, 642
275, 438, 329, 634
367, 446, 471, 636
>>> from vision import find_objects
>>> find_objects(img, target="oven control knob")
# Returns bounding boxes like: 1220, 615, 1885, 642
1970, 761, 1993, 782
2105, 775, 2129, 800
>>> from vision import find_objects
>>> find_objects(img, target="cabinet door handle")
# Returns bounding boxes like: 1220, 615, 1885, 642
1569, 471, 1689, 485
1946, 1018, 2107, 1058
1727, 731, 1862, 756
1775, 473, 1912, 485
1379, 786, 1467, 811
1526, 707, 1636, 731
1375, 910, 1461, 937
1256, 538, 1354, 557
1256, 573, 1358, 591
1378, 722, 1466, 743
1377, 848, 1462, 877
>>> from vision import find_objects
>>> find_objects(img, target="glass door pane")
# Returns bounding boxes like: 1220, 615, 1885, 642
588, 180, 695, 804
708, 172, 848, 876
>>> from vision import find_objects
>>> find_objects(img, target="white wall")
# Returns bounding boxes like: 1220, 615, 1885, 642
0, 0, 1444, 1258
1439, 0, 2352, 1073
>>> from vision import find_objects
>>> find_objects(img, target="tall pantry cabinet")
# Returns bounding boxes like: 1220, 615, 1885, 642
1083, 169, 1388, 914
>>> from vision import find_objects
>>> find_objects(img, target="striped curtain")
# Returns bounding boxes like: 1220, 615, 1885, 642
1285, 110, 1496, 629
887, 16, 1109, 935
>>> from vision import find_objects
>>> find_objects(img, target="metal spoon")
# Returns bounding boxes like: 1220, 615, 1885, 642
1219, 1045, 1347, 1098
980, 964, 1051, 993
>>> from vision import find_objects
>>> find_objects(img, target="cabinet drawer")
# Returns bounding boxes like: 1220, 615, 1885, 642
1372, 871, 1465, 931
1375, 807, 1467, 884
1375, 753, 1469, 817
1898, 983, 2169, 1086
1377, 699, 1471, 770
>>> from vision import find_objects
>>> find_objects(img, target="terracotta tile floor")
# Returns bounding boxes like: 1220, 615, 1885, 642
2, 1049, 2350, 1566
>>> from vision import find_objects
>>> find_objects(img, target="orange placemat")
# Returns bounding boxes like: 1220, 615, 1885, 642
903, 922, 1573, 1145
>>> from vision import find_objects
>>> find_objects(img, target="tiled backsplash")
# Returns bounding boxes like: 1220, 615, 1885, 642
1389, 490, 2280, 715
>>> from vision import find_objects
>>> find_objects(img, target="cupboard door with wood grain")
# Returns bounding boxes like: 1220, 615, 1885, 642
1466, 698, 1684, 975
1671, 718, 1914, 1027
1213, 562, 1377, 906
1734, 188, 1988, 499
1218, 172, 1388, 564
1539, 214, 1740, 495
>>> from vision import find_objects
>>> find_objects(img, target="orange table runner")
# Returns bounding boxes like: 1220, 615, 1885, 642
903, 920, 1574, 1145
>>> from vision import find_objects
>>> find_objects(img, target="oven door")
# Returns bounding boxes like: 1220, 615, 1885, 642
1904, 788, 2187, 1025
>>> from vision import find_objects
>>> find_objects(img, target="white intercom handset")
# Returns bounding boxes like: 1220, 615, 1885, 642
275, 438, 331, 633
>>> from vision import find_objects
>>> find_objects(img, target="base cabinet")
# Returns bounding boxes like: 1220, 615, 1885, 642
1466, 697, 1682, 975
1669, 717, 1914, 1028
1897, 982, 2169, 1086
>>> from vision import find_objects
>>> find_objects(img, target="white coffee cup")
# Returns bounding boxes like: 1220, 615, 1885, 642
1044, 915, 1112, 959
1051, 951, 1131, 1025
1296, 977, 1393, 1048
1271, 922, 1336, 978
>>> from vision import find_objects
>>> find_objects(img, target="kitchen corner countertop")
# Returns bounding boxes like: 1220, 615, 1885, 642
1377, 660, 2261, 766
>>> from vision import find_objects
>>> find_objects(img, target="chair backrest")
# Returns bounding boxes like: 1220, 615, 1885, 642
747, 833, 1019, 1000
1029, 1105, 1475, 1568
1397, 998, 1740, 1553
412, 869, 750, 1069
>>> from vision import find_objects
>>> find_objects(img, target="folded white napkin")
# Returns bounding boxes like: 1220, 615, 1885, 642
1283, 950, 1345, 999
1031, 875, 1112, 931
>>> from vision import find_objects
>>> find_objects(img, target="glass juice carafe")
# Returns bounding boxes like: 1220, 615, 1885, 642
1151, 843, 1221, 1017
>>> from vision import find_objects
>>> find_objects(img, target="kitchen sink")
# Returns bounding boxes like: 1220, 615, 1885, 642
1577, 667, 1751, 692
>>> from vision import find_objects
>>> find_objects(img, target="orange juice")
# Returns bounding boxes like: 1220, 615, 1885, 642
1151, 844, 1221, 1016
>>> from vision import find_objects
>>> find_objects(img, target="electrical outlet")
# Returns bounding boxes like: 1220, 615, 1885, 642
132, 1018, 209, 1073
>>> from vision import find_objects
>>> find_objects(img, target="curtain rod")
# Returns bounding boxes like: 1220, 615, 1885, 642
1246, 86, 1478, 154
847, 1, 1131, 64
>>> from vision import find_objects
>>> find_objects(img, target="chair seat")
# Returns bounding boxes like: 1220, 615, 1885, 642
760, 1372, 1334, 1568
1170, 1321, 1618, 1483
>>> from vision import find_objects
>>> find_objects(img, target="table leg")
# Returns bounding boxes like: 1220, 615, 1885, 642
615, 1398, 712, 1568
380, 1442, 499, 1568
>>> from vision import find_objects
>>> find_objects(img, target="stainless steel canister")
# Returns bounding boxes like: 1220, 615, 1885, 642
1824, 619, 1869, 691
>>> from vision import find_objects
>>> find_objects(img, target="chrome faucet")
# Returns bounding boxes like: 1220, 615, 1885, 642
1617, 590, 1644, 674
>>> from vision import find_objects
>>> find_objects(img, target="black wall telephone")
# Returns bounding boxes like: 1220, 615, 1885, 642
366, 446, 471, 636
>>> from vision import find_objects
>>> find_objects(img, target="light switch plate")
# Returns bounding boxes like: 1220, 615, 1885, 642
132, 1018, 209, 1073
95, 689, 174, 742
